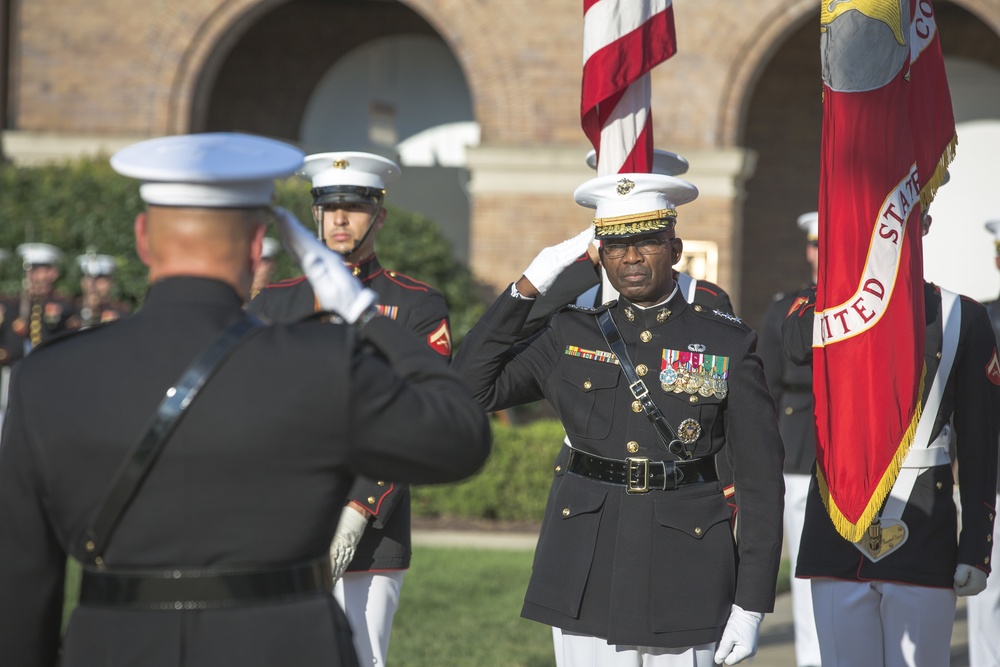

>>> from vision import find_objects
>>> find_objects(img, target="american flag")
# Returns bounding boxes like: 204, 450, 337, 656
581, 0, 676, 176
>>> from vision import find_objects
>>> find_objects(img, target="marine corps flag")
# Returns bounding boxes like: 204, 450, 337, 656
813, 0, 955, 542
581, 0, 676, 175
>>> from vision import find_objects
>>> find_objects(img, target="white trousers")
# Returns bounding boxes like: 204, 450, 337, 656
552, 627, 716, 667
811, 579, 956, 667
333, 570, 405, 667
967, 492, 1000, 667
784, 472, 822, 666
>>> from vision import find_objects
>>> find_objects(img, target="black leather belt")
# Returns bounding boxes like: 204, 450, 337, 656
79, 556, 333, 610
567, 449, 718, 494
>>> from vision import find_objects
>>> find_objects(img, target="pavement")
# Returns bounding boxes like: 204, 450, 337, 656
412, 528, 973, 667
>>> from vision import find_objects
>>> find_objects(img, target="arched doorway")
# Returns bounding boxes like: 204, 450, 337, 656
192, 0, 477, 262
739, 12, 822, 327
737, 2, 1000, 327
300, 34, 478, 262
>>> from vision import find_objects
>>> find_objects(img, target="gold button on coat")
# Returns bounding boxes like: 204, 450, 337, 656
636, 364, 648, 376
784, 407, 793, 416
367, 496, 376, 505
694, 527, 703, 536
640, 331, 653, 343
627, 441, 639, 453
377, 481, 386, 486
562, 507, 571, 517
583, 380, 593, 390
632, 400, 642, 413
689, 395, 699, 404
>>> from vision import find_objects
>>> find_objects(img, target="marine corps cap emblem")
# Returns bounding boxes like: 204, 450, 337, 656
333, 159, 350, 169
616, 177, 635, 196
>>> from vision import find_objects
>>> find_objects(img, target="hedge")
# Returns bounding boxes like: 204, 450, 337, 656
412, 418, 566, 522
0, 157, 485, 343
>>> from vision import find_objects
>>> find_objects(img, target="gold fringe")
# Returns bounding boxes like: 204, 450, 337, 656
919, 134, 958, 211
818, 363, 927, 542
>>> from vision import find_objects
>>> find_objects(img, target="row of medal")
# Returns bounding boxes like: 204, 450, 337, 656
659, 350, 729, 399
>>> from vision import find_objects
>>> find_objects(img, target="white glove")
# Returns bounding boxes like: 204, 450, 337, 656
329, 505, 369, 581
714, 604, 764, 665
521, 227, 596, 295
954, 563, 988, 597
272, 207, 377, 323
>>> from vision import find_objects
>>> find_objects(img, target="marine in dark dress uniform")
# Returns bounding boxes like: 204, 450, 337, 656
781, 211, 1000, 667
454, 172, 784, 666
756, 211, 820, 667
0, 133, 490, 667
76, 252, 130, 327
248, 151, 450, 667
0, 243, 80, 368
966, 218, 1000, 667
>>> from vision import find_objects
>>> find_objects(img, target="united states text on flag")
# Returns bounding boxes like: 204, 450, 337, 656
812, 0, 955, 542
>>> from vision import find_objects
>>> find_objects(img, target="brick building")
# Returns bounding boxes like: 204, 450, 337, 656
2, 0, 999, 324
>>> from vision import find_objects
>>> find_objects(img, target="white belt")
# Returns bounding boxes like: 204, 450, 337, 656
855, 288, 960, 563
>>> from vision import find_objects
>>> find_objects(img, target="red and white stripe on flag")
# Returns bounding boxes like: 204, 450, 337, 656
812, 0, 955, 542
581, 0, 676, 175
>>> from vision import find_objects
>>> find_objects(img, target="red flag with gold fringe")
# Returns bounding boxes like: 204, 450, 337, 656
813, 0, 955, 542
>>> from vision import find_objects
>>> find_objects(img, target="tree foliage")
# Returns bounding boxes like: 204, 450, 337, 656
0, 157, 484, 341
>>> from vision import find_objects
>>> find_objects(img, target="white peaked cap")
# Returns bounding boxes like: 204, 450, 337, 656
77, 254, 117, 277
261, 237, 281, 259
797, 212, 819, 241
575, 173, 698, 238
301, 152, 401, 191
111, 133, 304, 208
17, 243, 63, 266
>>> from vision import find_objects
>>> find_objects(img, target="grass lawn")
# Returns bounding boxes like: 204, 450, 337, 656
388, 546, 554, 667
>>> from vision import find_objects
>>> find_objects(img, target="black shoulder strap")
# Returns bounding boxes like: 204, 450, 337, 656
83, 316, 265, 566
595, 310, 688, 458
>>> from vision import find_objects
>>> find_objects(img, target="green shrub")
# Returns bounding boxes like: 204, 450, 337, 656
0, 158, 484, 341
412, 419, 566, 522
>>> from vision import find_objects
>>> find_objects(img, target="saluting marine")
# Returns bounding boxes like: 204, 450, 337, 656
0, 132, 489, 667
248, 151, 451, 667
454, 172, 784, 666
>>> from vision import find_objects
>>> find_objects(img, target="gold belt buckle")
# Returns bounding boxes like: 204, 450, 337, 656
626, 457, 650, 494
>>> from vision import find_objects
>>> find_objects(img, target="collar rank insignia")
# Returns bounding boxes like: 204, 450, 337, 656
713, 309, 742, 324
